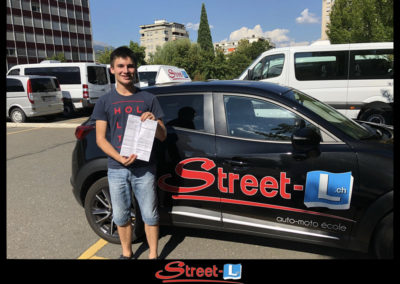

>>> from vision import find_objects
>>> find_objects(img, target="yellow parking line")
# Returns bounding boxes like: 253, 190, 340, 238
7, 127, 43, 135
78, 239, 108, 259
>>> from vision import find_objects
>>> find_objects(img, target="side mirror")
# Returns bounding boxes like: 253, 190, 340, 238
291, 127, 321, 154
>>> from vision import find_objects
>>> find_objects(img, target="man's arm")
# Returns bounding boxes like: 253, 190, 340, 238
95, 120, 137, 166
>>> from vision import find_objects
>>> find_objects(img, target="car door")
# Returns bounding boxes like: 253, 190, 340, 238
155, 92, 222, 227
213, 92, 359, 246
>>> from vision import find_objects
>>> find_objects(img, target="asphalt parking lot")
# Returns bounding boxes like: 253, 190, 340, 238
6, 112, 372, 260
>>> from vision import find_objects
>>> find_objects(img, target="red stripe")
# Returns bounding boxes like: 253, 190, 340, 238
171, 195, 355, 222
112, 100, 144, 104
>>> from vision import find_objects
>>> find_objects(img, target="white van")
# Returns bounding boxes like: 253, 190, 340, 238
7, 61, 111, 114
238, 42, 393, 125
7, 75, 63, 123
137, 65, 191, 87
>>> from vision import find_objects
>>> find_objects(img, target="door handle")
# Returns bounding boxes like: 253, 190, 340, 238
225, 159, 248, 167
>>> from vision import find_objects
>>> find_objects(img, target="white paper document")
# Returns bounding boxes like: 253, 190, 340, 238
120, 114, 157, 162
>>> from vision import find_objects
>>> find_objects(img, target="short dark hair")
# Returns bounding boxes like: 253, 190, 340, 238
110, 46, 137, 67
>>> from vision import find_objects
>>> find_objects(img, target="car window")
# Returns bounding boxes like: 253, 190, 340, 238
8, 69, 20, 75
349, 49, 393, 79
7, 78, 25, 92
224, 95, 316, 141
88, 66, 108, 85
25, 67, 81, 84
157, 95, 205, 132
30, 78, 59, 92
294, 51, 348, 80
251, 54, 284, 80
139, 71, 157, 86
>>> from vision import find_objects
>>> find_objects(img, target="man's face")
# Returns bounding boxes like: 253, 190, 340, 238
110, 56, 136, 87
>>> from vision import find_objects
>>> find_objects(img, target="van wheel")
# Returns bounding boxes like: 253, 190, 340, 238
372, 212, 393, 259
84, 177, 144, 244
63, 103, 75, 117
10, 108, 26, 123
360, 109, 391, 125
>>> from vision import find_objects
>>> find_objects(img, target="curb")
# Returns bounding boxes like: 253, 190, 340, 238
6, 122, 80, 128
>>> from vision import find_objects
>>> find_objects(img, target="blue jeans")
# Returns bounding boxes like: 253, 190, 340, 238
107, 166, 159, 226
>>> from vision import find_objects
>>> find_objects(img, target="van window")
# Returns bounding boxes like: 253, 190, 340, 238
349, 49, 393, 79
251, 54, 284, 80
158, 95, 205, 131
30, 78, 59, 92
87, 66, 108, 85
8, 69, 20, 75
294, 51, 348, 80
139, 71, 157, 86
7, 78, 25, 92
108, 68, 115, 84
25, 67, 81, 84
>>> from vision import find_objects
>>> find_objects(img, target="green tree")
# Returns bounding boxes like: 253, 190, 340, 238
327, 0, 393, 43
197, 3, 214, 52
96, 47, 113, 64
128, 41, 146, 66
46, 52, 67, 62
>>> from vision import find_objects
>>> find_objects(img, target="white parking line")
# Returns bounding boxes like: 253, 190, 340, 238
6, 122, 80, 128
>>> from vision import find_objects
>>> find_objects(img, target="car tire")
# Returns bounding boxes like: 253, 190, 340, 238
84, 177, 144, 244
10, 107, 27, 123
372, 212, 393, 259
360, 109, 391, 125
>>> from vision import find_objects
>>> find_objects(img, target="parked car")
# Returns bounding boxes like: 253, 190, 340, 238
71, 80, 393, 258
7, 75, 63, 123
7, 61, 111, 115
238, 42, 394, 125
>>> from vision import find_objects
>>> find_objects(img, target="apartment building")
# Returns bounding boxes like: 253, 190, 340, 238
6, 0, 94, 71
214, 36, 274, 55
321, 0, 335, 40
140, 20, 189, 60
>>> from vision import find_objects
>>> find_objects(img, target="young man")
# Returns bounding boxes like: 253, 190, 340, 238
92, 46, 167, 259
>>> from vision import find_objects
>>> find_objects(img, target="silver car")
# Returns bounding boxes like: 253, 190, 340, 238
7, 75, 64, 123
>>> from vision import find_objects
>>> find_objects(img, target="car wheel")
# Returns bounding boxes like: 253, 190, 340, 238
84, 177, 144, 244
372, 212, 393, 259
360, 109, 391, 125
10, 108, 27, 123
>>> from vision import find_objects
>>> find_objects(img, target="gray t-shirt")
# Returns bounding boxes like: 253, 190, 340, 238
92, 88, 164, 169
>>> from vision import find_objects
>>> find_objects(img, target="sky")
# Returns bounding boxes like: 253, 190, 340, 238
90, 0, 324, 48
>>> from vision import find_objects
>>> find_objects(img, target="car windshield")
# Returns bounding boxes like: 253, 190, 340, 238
283, 89, 371, 140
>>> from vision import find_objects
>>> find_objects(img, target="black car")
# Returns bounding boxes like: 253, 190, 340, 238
70, 80, 393, 258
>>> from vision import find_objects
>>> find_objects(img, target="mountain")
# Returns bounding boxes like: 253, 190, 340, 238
93, 41, 114, 53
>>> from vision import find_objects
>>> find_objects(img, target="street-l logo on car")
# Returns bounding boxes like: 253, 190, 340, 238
158, 158, 354, 215
304, 171, 353, 210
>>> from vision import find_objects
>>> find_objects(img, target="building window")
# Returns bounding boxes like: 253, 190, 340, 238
43, 20, 52, 29
34, 18, 42, 28
23, 16, 33, 27
13, 16, 23, 26
27, 49, 37, 57
7, 31, 14, 41
41, 3, 50, 14
37, 49, 46, 58
15, 32, 25, 42
25, 33, 35, 42
35, 34, 45, 44
22, 0, 31, 10
7, 48, 16, 57
32, 4, 41, 13
17, 48, 27, 57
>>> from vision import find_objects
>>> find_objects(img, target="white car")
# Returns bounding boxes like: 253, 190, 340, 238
7, 75, 63, 123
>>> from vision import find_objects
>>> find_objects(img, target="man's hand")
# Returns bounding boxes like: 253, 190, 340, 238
141, 112, 156, 121
119, 154, 137, 166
